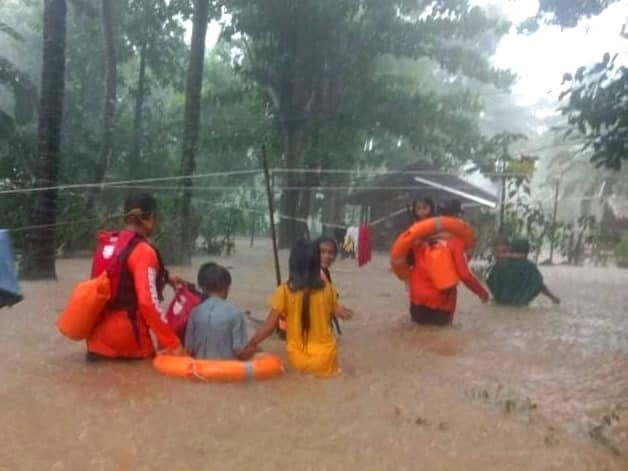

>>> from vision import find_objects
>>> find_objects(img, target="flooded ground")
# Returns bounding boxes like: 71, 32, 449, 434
1, 239, 627, 470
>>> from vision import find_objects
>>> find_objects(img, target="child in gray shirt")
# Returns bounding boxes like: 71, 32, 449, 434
184, 263, 256, 360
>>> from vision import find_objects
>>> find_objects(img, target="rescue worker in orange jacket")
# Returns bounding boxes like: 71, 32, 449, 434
86, 194, 185, 360
409, 200, 489, 325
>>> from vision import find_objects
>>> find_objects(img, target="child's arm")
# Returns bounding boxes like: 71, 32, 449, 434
232, 312, 260, 360
541, 285, 561, 304
243, 309, 282, 350
335, 302, 354, 320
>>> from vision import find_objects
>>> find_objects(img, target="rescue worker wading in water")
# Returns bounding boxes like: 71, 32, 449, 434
86, 194, 186, 361
408, 199, 489, 325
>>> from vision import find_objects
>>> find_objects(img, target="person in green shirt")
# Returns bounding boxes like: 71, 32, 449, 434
487, 238, 561, 306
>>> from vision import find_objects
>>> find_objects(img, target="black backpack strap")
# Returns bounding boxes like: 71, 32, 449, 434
116, 234, 145, 344
148, 243, 168, 302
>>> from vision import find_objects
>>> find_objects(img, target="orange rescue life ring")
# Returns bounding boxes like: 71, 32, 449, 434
390, 216, 476, 281
153, 354, 284, 382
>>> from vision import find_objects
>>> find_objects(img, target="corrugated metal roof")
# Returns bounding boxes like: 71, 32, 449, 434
343, 161, 498, 205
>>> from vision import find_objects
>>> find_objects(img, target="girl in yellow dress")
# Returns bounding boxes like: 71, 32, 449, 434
243, 239, 352, 377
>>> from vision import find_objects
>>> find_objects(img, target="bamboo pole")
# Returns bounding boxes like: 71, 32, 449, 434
548, 179, 560, 264
261, 144, 281, 286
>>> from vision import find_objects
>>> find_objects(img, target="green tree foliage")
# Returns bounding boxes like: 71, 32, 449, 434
521, 0, 626, 171
124, 0, 189, 178
222, 0, 512, 246
520, 0, 621, 32
560, 53, 627, 171
0, 22, 38, 136
1, 0, 526, 267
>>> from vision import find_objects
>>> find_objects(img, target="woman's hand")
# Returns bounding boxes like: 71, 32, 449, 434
167, 274, 188, 289
336, 305, 354, 320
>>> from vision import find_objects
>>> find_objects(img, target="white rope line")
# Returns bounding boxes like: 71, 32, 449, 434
191, 198, 351, 229
0, 167, 538, 195
0, 169, 262, 195
114, 184, 487, 192
0, 171, 610, 196
272, 168, 533, 178
7, 215, 117, 233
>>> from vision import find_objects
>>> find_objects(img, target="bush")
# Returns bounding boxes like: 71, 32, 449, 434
55, 195, 102, 255
198, 205, 244, 256
614, 233, 628, 268
152, 195, 197, 266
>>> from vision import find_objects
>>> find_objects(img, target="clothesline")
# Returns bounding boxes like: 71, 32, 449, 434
0, 166, 537, 195
0, 169, 262, 195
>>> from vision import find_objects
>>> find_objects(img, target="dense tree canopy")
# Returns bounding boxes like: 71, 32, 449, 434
5, 0, 617, 274
222, 0, 512, 245
521, 0, 627, 171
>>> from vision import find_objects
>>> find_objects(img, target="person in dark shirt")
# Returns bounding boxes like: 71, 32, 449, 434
487, 238, 561, 306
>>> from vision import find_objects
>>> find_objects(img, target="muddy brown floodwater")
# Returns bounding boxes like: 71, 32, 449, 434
1, 240, 628, 470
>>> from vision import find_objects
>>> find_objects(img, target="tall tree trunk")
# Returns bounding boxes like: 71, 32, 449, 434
322, 187, 344, 238
296, 166, 319, 240
175, 0, 210, 264
129, 42, 147, 179
278, 126, 306, 248
88, 0, 116, 209
20, 0, 67, 280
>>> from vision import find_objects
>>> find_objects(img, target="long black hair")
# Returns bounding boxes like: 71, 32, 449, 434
411, 197, 436, 221
288, 239, 325, 344
124, 193, 157, 224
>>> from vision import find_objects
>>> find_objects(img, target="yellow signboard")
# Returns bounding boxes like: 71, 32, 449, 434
506, 157, 535, 177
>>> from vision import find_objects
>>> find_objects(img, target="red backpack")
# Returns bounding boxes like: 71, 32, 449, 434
165, 284, 204, 341
94, 230, 167, 341
91, 230, 142, 297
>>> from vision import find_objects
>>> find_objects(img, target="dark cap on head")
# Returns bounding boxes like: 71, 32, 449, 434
438, 199, 463, 217
509, 238, 530, 256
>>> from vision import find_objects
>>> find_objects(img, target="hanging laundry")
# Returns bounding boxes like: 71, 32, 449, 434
343, 226, 359, 259
357, 224, 372, 267
0, 230, 22, 308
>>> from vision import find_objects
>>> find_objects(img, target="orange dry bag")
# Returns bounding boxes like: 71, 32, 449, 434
424, 241, 459, 290
57, 230, 143, 341
57, 272, 111, 340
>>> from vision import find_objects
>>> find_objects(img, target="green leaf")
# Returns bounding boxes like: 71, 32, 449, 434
0, 109, 16, 137
0, 21, 24, 42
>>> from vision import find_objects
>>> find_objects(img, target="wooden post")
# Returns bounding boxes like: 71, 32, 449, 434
548, 179, 560, 265
249, 176, 256, 247
261, 144, 281, 286
498, 173, 506, 231
497, 145, 508, 233
249, 209, 255, 247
